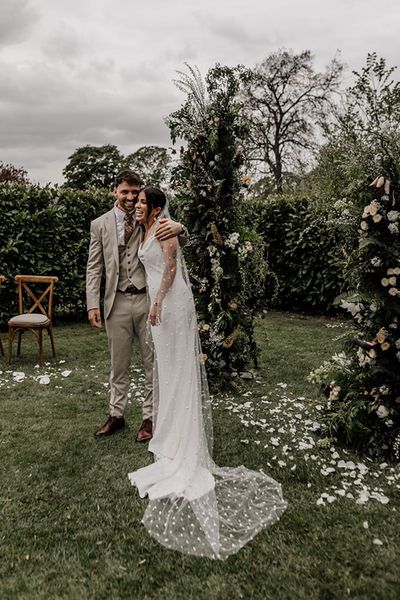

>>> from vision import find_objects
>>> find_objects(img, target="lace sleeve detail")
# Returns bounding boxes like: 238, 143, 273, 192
154, 237, 178, 306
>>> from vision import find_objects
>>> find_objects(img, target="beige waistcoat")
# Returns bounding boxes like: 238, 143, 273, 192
86, 209, 146, 319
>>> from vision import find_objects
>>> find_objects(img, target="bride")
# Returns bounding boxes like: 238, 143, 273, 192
128, 186, 287, 559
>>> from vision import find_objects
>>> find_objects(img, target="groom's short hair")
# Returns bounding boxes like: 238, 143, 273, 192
114, 170, 143, 188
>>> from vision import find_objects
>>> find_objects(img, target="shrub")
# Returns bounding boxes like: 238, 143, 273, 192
246, 194, 358, 312
0, 183, 112, 324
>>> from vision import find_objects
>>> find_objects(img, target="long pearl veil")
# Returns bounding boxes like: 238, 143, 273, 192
132, 204, 287, 560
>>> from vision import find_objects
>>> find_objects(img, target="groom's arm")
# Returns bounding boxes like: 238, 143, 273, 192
155, 218, 188, 246
86, 221, 104, 328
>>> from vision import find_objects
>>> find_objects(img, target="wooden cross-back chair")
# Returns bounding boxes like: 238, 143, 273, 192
0, 276, 5, 356
8, 275, 59, 367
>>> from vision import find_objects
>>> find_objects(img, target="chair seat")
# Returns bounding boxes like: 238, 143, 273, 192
8, 313, 50, 326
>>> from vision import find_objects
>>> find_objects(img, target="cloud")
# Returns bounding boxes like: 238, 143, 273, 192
0, 0, 399, 184
0, 0, 40, 47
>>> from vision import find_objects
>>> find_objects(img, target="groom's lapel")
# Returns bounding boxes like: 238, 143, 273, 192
105, 210, 119, 267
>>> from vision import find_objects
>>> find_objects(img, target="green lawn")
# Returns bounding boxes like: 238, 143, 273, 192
1, 312, 399, 600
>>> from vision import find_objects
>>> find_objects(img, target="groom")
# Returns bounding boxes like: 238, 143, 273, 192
86, 169, 186, 441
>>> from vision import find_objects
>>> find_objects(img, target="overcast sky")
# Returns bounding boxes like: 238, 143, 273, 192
1, 0, 399, 185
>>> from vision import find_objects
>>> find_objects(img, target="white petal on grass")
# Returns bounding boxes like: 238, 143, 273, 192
38, 375, 50, 385
363, 521, 369, 529
373, 538, 383, 546
12, 372, 26, 382
61, 370, 72, 377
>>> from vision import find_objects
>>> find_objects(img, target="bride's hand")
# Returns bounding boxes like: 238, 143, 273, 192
149, 302, 161, 326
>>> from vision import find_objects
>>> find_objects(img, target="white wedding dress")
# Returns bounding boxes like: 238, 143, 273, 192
128, 224, 287, 559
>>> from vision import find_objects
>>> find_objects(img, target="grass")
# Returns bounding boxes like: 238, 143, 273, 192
0, 311, 399, 600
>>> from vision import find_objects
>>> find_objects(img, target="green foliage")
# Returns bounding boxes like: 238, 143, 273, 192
0, 162, 30, 184
311, 176, 400, 458
168, 64, 272, 375
125, 146, 172, 187
246, 194, 358, 311
313, 53, 400, 205
0, 182, 112, 323
63, 144, 125, 189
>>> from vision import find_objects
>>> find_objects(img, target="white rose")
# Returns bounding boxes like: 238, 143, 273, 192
376, 405, 389, 419
387, 210, 400, 222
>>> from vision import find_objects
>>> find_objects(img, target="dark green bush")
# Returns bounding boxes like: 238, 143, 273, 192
246, 195, 358, 312
0, 183, 359, 326
0, 183, 113, 324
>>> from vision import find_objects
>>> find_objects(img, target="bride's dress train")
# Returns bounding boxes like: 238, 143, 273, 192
128, 230, 287, 559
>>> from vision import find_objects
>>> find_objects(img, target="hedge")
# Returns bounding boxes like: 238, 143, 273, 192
0, 184, 358, 325
0, 183, 113, 324
246, 195, 358, 312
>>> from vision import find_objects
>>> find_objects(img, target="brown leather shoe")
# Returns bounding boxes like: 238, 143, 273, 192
136, 418, 153, 443
94, 416, 125, 438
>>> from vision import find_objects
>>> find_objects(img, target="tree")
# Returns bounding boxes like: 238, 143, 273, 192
168, 64, 270, 377
0, 162, 30, 184
313, 54, 400, 204
125, 146, 172, 187
241, 49, 342, 193
63, 144, 124, 189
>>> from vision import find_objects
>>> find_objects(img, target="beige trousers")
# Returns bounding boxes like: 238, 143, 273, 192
105, 291, 153, 420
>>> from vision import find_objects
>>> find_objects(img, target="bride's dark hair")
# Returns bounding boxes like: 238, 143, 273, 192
140, 186, 167, 220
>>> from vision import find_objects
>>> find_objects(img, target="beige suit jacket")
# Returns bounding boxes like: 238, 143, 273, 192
86, 209, 143, 319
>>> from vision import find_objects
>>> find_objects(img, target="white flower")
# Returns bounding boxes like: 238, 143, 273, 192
357, 348, 372, 367
360, 221, 369, 230
387, 210, 400, 222
340, 301, 362, 316
388, 223, 399, 235
225, 232, 240, 249
376, 405, 389, 419
381, 278, 389, 287
370, 257, 382, 267
379, 385, 390, 396
389, 276, 397, 286
388, 287, 398, 296
372, 213, 382, 223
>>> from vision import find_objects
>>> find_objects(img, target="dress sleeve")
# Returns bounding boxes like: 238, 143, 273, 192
153, 237, 178, 306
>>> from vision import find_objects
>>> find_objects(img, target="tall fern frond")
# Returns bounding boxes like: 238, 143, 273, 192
174, 63, 207, 120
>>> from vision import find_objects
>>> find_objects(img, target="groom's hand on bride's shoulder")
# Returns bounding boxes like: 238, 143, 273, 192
88, 308, 103, 329
155, 218, 185, 241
